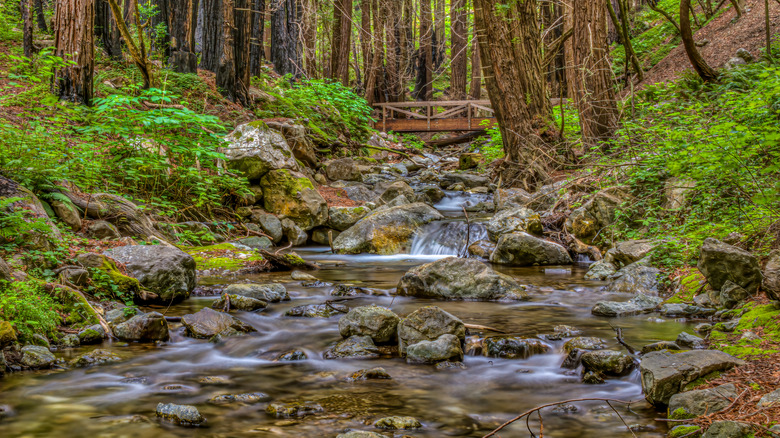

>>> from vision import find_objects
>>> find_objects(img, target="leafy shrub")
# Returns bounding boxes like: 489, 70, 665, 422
0, 280, 61, 340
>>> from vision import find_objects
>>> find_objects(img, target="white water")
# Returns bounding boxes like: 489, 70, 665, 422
409, 220, 489, 256
434, 190, 493, 212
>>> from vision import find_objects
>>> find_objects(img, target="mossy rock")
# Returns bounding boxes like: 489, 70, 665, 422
0, 320, 17, 347
668, 425, 701, 438
46, 284, 100, 327
666, 269, 706, 304
76, 253, 141, 301
708, 303, 780, 358
184, 243, 263, 271
260, 169, 328, 231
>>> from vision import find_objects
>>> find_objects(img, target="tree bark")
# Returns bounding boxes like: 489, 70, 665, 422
250, 0, 266, 76
360, 0, 371, 80
384, 0, 402, 101
200, 0, 223, 71
34, 0, 47, 32
54, 0, 95, 105
433, 0, 445, 68
330, 0, 351, 85
414, 0, 433, 100
766, 0, 773, 61
680, 0, 718, 82
22, 0, 33, 58
607, 0, 643, 82
364, 0, 382, 104
571, 0, 619, 145
270, 0, 302, 77
473, 0, 555, 186
450, 0, 467, 99
217, 0, 251, 103
95, 0, 123, 60
301, 0, 317, 76
468, 35, 481, 99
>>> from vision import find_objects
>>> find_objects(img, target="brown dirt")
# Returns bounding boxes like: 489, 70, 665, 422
317, 186, 364, 207
639, 0, 780, 87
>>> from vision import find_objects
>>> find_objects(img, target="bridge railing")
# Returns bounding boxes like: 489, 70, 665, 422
373, 100, 497, 132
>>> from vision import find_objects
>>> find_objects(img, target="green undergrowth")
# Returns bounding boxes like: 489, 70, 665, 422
709, 303, 780, 358
0, 280, 61, 341
184, 243, 263, 271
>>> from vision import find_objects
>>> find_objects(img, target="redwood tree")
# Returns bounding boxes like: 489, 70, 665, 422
54, 0, 95, 105
217, 0, 251, 104
168, 0, 200, 73
414, 0, 433, 100
330, 0, 352, 85
270, 0, 302, 77
450, 0, 467, 100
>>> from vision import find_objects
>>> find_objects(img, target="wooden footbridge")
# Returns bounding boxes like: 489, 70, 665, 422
373, 100, 497, 132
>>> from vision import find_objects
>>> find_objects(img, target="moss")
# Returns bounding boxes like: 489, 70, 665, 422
669, 407, 697, 420
370, 224, 415, 255
668, 425, 701, 438
666, 270, 706, 304
47, 284, 100, 327
683, 371, 721, 391
282, 253, 306, 266
708, 303, 780, 359
184, 243, 264, 271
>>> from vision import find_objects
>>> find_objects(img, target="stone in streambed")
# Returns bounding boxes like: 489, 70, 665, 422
348, 367, 391, 381
397, 306, 466, 355
211, 294, 267, 311
489, 232, 572, 266
224, 283, 289, 302
602, 261, 661, 296
483, 336, 550, 359
485, 207, 543, 241
668, 384, 736, 419
209, 392, 270, 404
580, 350, 634, 376
336, 431, 387, 438
103, 245, 196, 304
261, 169, 328, 231
374, 416, 422, 430
181, 308, 255, 339
406, 334, 463, 364
70, 349, 122, 367
113, 312, 170, 342
591, 294, 662, 317
20, 345, 56, 369
338, 305, 400, 344
274, 349, 308, 361
323, 335, 380, 360
265, 401, 324, 418
285, 303, 348, 318
563, 337, 608, 354
78, 324, 106, 345
327, 206, 370, 231
641, 341, 681, 354
155, 403, 205, 426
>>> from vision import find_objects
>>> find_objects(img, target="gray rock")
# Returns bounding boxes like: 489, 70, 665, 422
332, 203, 443, 254
545, 325, 582, 341
70, 349, 122, 367
337, 431, 387, 438
483, 336, 550, 359
50, 198, 82, 231
342, 184, 379, 203
563, 337, 608, 354
605, 240, 658, 268
209, 392, 270, 404
311, 227, 340, 245
676, 332, 706, 349
291, 270, 317, 281
718, 280, 750, 309
658, 303, 716, 318
347, 367, 391, 380
155, 402, 205, 426
225, 283, 289, 302
0, 257, 12, 282
397, 257, 528, 301
235, 236, 273, 249
78, 324, 106, 344
757, 388, 780, 408
398, 306, 465, 355
181, 308, 256, 339
327, 206, 370, 231
697, 238, 762, 293
584, 260, 618, 280
281, 218, 308, 246
735, 48, 753, 63
20, 345, 55, 369
377, 181, 415, 205
323, 335, 380, 359
261, 169, 327, 230
285, 303, 348, 318
467, 240, 496, 259
415, 185, 446, 205
724, 56, 747, 70
603, 261, 660, 295
274, 349, 308, 361
106, 307, 138, 327
406, 334, 463, 364
211, 294, 267, 311
564, 187, 629, 242
668, 384, 737, 419
250, 210, 283, 243
494, 187, 533, 211
374, 416, 422, 430
223, 122, 298, 180
266, 401, 323, 418
702, 421, 751, 438
440, 172, 489, 189
490, 232, 572, 266
591, 294, 662, 317
640, 350, 745, 406
763, 249, 780, 301
85, 220, 121, 240
103, 245, 196, 303
581, 350, 634, 376
641, 341, 681, 354
326, 158, 362, 182
113, 312, 170, 342
485, 207, 543, 241
60, 333, 80, 347
338, 306, 400, 344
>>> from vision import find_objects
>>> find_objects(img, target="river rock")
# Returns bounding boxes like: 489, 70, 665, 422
332, 203, 443, 254
415, 185, 446, 205
377, 181, 415, 205
209, 392, 269, 404
261, 170, 327, 231
343, 184, 378, 203
20, 345, 55, 368
60, 333, 80, 347
70, 349, 122, 367
564, 187, 629, 242
337, 431, 387, 438
275, 349, 308, 361
285, 303, 348, 318
764, 249, 780, 300
440, 172, 489, 189
658, 303, 716, 318
374, 416, 422, 430
563, 337, 608, 354
78, 324, 106, 344
103, 245, 196, 303
323, 335, 380, 360
544, 325, 582, 341
113, 312, 170, 342
225, 283, 289, 302
311, 227, 340, 245
490, 233, 572, 266
467, 240, 496, 259
326, 158, 362, 182
327, 206, 370, 231
592, 294, 662, 317
156, 402, 205, 426
676, 332, 706, 349
223, 122, 298, 180
291, 270, 317, 281
581, 350, 634, 376
235, 236, 273, 249
603, 261, 660, 295
250, 210, 283, 243
668, 384, 736, 419
266, 401, 324, 418
458, 152, 483, 170
485, 207, 543, 241
641, 341, 681, 354
338, 306, 400, 344
697, 238, 762, 293
348, 367, 391, 380
50, 198, 82, 231
702, 421, 751, 438
397, 306, 465, 355
640, 350, 745, 406
211, 294, 267, 311
605, 240, 658, 268
181, 308, 255, 339
494, 188, 533, 211
406, 334, 463, 364
396, 257, 527, 300
584, 260, 617, 280
0, 320, 17, 347
281, 218, 308, 246
483, 336, 550, 359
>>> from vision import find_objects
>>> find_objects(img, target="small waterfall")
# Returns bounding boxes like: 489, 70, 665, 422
409, 221, 489, 256
434, 191, 493, 212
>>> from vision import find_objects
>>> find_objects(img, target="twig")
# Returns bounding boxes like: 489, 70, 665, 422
464, 323, 506, 334
610, 323, 638, 355
607, 400, 638, 438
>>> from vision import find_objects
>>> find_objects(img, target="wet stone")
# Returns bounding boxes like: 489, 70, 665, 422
483, 336, 550, 359
70, 349, 122, 367
347, 367, 391, 381
406, 334, 463, 364
285, 303, 349, 318
211, 294, 268, 312
336, 431, 387, 438
78, 325, 106, 345
209, 392, 270, 404
155, 403, 205, 426
265, 401, 324, 418
580, 350, 635, 376
181, 308, 256, 339
676, 332, 706, 350
20, 345, 55, 369
323, 336, 380, 360
563, 337, 608, 354
373, 416, 422, 430
224, 283, 289, 302
544, 325, 582, 341
435, 361, 467, 371
551, 403, 578, 414
641, 341, 681, 354
199, 376, 231, 384
274, 349, 308, 361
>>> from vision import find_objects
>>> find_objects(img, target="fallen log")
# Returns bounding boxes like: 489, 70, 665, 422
258, 249, 320, 271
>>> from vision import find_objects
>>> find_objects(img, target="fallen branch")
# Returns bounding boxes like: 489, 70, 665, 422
365, 145, 411, 159
142, 101, 187, 110
258, 249, 319, 271
464, 323, 506, 334
610, 323, 638, 355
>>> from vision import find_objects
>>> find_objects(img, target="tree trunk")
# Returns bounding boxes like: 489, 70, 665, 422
433, 0, 445, 68
250, 0, 266, 76
364, 0, 382, 104
360, 0, 371, 80
330, 0, 351, 85
766, 0, 773, 61
105, 0, 153, 88
607, 0, 643, 82
95, 0, 123, 60
270, 0, 302, 77
200, 0, 223, 71
571, 0, 619, 145
414, 0, 432, 100
217, 0, 251, 103
680, 0, 718, 82
473, 0, 555, 186
450, 0, 467, 99
384, 0, 402, 102
22, 0, 33, 58
468, 35, 481, 99
54, 0, 95, 105
302, 0, 317, 76
34, 0, 47, 32
165, 0, 200, 72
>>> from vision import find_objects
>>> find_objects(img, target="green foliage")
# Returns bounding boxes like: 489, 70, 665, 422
0, 280, 62, 340
0, 198, 53, 249
0, 1, 22, 42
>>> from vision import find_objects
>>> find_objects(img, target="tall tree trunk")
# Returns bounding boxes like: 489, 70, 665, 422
22, 0, 33, 58
95, 0, 123, 60
330, 0, 351, 85
433, 0, 445, 68
250, 0, 266, 76
680, 0, 718, 82
106, 0, 153, 87
384, 0, 402, 102
468, 35, 481, 99
414, 0, 433, 100
168, 0, 200, 72
54, 0, 95, 105
473, 0, 554, 186
302, 0, 317, 76
34, 0, 47, 32
270, 0, 302, 77
365, 0, 382, 104
360, 0, 371, 80
200, 0, 223, 71
400, 0, 414, 76
218, 0, 251, 103
766, 0, 773, 61
450, 0, 467, 100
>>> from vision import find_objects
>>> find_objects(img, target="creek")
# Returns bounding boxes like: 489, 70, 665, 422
0, 196, 692, 437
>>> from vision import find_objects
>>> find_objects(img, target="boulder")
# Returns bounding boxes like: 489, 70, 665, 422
396, 257, 528, 301
103, 245, 196, 303
260, 169, 328, 230
458, 153, 483, 170
467, 240, 496, 259
332, 203, 443, 254
0, 258, 12, 282
485, 207, 543, 241
285, 303, 348, 318
70, 193, 159, 240
326, 158, 362, 182
440, 172, 489, 189
676, 332, 706, 350
113, 312, 170, 342
343, 184, 378, 203
265, 401, 323, 418
78, 324, 107, 344
338, 306, 400, 344
281, 218, 308, 246
591, 294, 662, 317
584, 260, 617, 281
374, 416, 422, 430
235, 236, 273, 249
323, 335, 380, 359
640, 350, 745, 406
76, 253, 142, 300
348, 367, 391, 380
495, 188, 533, 211
156, 403, 205, 426
564, 188, 630, 242
377, 181, 415, 205
406, 334, 463, 364
397, 306, 465, 355
0, 320, 17, 347
490, 232, 572, 266
763, 249, 780, 301
757, 388, 780, 408
223, 122, 298, 180
0, 176, 62, 246
668, 384, 736, 419
311, 227, 339, 245
250, 210, 283, 243
697, 238, 762, 293
602, 262, 660, 296
716, 280, 750, 309
181, 308, 256, 339
605, 240, 658, 268
415, 185, 446, 205
211, 294, 267, 311
641, 341, 681, 354
327, 206, 369, 231
483, 336, 550, 359
70, 349, 122, 367
581, 350, 634, 376
702, 421, 751, 438
225, 283, 289, 302
563, 337, 608, 354
267, 121, 318, 167
50, 198, 82, 231
20, 345, 56, 368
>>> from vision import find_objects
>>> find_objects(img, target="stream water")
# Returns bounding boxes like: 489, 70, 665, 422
0, 204, 692, 437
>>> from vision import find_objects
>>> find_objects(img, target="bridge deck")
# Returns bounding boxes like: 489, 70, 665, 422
373, 100, 497, 132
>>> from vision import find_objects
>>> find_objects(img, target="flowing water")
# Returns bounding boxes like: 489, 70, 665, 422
0, 207, 691, 437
